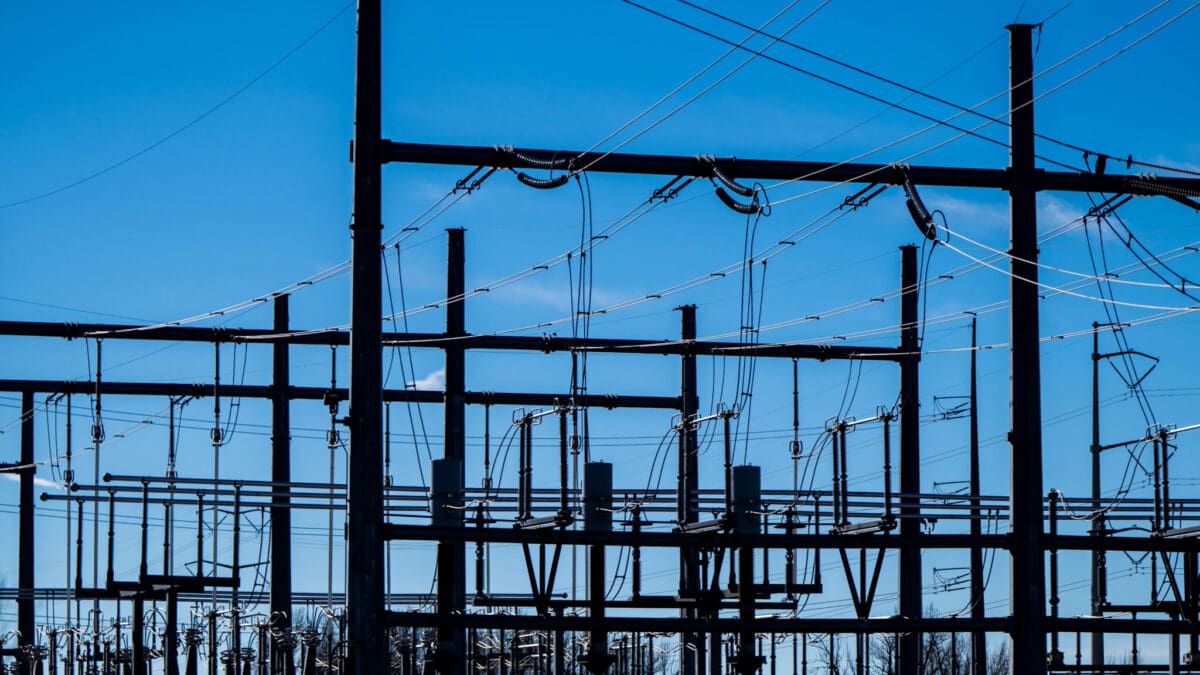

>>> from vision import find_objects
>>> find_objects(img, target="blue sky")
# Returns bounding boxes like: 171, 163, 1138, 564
3, 0, 1200, 668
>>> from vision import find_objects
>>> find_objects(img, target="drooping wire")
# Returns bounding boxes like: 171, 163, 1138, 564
391, 244, 434, 464
1080, 208, 1157, 428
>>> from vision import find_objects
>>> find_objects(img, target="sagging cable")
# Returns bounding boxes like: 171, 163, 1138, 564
716, 186, 761, 215
516, 171, 570, 190
902, 175, 938, 242
701, 154, 755, 197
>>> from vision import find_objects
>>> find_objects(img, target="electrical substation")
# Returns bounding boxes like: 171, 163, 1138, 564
4, 3, 1200, 674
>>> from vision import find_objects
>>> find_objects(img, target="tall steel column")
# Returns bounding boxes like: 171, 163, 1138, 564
346, 0, 386, 671
677, 305, 702, 675
1006, 23, 1047, 675
969, 317, 986, 675
440, 227, 467, 673
1089, 326, 1104, 674
19, 390, 35, 654
270, 294, 293, 668
897, 246, 921, 675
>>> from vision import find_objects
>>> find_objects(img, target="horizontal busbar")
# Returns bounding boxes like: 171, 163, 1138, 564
382, 141, 1200, 196
0, 320, 901, 361
0, 378, 679, 409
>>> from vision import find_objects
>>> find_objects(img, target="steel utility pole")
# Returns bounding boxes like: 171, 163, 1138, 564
441, 227, 468, 674
898, 245, 921, 675
678, 304, 702, 675
1089, 324, 1105, 674
270, 293, 292, 670
346, 0, 387, 672
1006, 23, 1047, 675
969, 317, 986, 675
19, 390, 36, 653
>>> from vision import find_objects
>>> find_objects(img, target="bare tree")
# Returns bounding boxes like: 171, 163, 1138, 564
986, 641, 1009, 675
871, 633, 898, 675
810, 633, 852, 674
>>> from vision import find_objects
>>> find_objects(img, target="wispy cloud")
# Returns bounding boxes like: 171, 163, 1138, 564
924, 191, 1085, 235
1145, 154, 1200, 176
494, 280, 622, 312
1038, 194, 1084, 229
410, 368, 445, 391
500, 283, 571, 312
925, 192, 1007, 230
2, 472, 63, 490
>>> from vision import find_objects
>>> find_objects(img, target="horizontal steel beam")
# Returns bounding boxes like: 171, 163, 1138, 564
386, 610, 1012, 635
384, 610, 1200, 637
385, 524, 1200, 553
387, 523, 1002, 550
1, 320, 901, 361
0, 378, 679, 409
395, 334, 901, 360
0, 587, 436, 606
381, 141, 1200, 196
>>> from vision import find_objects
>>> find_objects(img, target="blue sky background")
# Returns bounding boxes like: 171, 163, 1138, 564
3, 0, 1200, 668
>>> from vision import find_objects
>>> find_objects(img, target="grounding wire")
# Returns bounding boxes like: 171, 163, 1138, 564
572, 0, 804, 159
0, 1, 356, 210
674, 0, 1194, 177
572, 0, 829, 175
624, 0, 1092, 173
762, 1, 1200, 207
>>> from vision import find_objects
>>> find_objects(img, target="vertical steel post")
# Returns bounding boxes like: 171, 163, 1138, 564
270, 294, 293, 670
133, 595, 145, 675
1006, 23, 1046, 675
167, 592, 180, 675
968, 317, 986, 675
19, 390, 35, 657
731, 466, 763, 675
347, 0, 386, 671
897, 245, 921, 675
135, 483, 149, 675
433, 458, 465, 673
677, 305, 702, 675
583, 462, 612, 675
1089, 324, 1104, 673
441, 227, 467, 673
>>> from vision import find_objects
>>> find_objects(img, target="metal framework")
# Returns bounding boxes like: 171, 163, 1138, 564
4, 5, 1200, 675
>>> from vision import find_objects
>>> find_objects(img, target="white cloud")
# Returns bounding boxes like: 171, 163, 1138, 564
1037, 194, 1084, 229
924, 192, 1008, 230
501, 282, 571, 311
410, 368, 445, 391
1145, 154, 1200, 176
2, 472, 63, 490
923, 191, 1085, 235
495, 280, 623, 312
